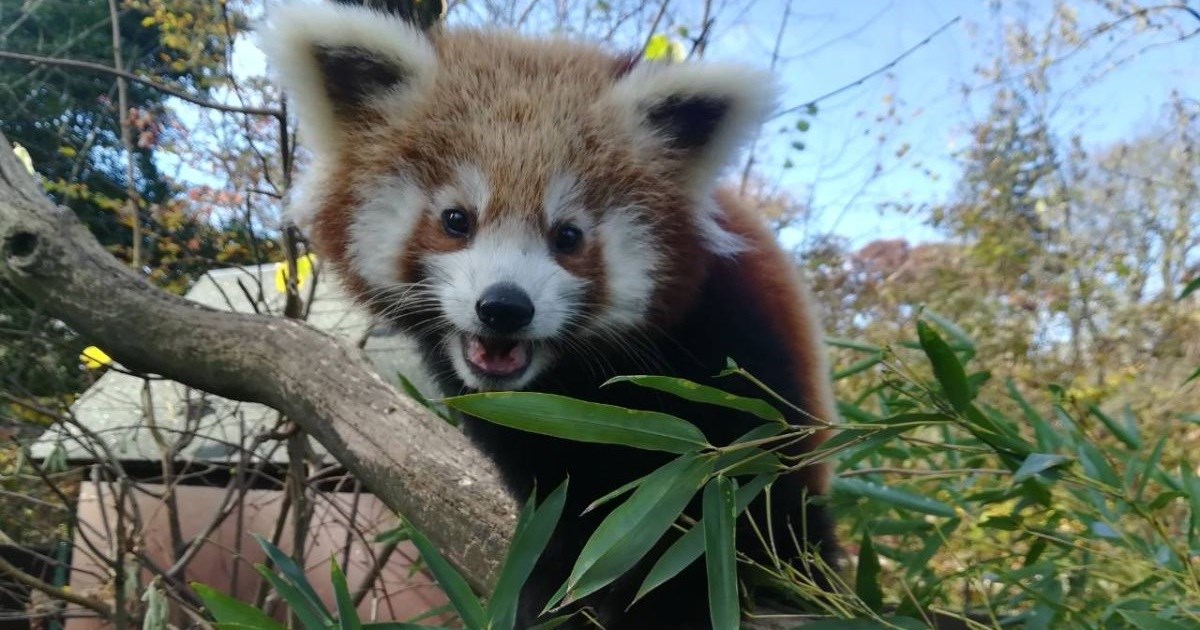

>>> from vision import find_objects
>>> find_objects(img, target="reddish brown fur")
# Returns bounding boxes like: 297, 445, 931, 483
716, 189, 836, 493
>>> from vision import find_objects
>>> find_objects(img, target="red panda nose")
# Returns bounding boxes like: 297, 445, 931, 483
475, 283, 535, 334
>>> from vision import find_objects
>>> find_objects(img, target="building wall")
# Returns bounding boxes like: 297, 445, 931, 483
64, 482, 449, 629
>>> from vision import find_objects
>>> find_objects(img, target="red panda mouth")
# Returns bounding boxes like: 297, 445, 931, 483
463, 335, 532, 378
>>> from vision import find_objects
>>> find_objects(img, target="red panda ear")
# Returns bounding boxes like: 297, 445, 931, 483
610, 62, 776, 188
259, 4, 436, 154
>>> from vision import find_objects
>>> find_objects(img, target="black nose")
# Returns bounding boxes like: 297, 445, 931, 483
475, 283, 534, 334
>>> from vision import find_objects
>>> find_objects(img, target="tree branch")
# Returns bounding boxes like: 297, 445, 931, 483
0, 553, 113, 618
0, 131, 515, 593
774, 16, 962, 119
0, 50, 284, 119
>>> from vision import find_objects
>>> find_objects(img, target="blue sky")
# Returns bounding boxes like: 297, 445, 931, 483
181, 0, 1199, 251
689, 0, 1200, 248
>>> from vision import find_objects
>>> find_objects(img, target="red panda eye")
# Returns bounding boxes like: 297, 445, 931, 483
441, 208, 471, 238
552, 224, 583, 254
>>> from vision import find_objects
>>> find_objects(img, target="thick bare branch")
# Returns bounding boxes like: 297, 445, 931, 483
0, 131, 515, 592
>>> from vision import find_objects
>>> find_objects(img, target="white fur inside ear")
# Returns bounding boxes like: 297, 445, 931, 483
257, 3, 437, 155
609, 61, 777, 189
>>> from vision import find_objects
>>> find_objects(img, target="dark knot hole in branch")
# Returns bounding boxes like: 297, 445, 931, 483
5, 231, 39, 259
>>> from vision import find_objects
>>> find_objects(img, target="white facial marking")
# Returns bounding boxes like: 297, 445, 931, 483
348, 176, 425, 288
428, 223, 587, 339
428, 223, 584, 388
597, 207, 660, 328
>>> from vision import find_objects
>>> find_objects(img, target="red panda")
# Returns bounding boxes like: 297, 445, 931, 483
261, 5, 840, 628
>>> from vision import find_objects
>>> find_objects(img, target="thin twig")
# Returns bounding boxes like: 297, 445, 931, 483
0, 554, 113, 617
773, 16, 962, 119
0, 50, 283, 118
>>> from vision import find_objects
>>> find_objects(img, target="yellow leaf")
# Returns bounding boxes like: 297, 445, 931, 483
12, 143, 34, 174
275, 253, 317, 293
80, 346, 113, 370
643, 34, 686, 62
58, 146, 77, 158
141, 16, 156, 27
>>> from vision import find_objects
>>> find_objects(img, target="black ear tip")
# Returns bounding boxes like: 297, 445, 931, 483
644, 94, 731, 152
313, 44, 408, 114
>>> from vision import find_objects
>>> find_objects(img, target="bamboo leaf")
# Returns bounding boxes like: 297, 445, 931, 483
855, 532, 883, 612
703, 476, 739, 630
192, 583, 287, 630
402, 519, 485, 630
443, 392, 709, 453
634, 475, 772, 603
604, 375, 783, 423
252, 535, 329, 620
1012, 453, 1072, 485
331, 560, 361, 630
831, 478, 956, 518
1087, 405, 1141, 450
916, 320, 973, 412
254, 566, 331, 630
554, 454, 713, 608
488, 480, 569, 630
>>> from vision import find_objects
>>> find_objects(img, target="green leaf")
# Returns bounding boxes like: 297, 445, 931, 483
402, 519, 486, 630
252, 535, 330, 621
192, 583, 286, 630
831, 478, 956, 518
824, 337, 882, 353
374, 524, 410, 546
555, 454, 714, 608
1178, 275, 1200, 300
1077, 442, 1120, 488
363, 625, 455, 630
1007, 379, 1061, 452
921, 308, 976, 355
794, 618, 924, 630
1181, 460, 1200, 546
832, 353, 883, 381
582, 475, 643, 515
634, 475, 771, 603
1118, 610, 1195, 630
443, 392, 709, 453
526, 615, 579, 630
1135, 436, 1169, 501
916, 320, 973, 412
854, 532, 883, 612
254, 566, 332, 630
331, 561, 361, 630
1087, 405, 1141, 450
701, 477, 739, 630
1012, 453, 1072, 485
488, 480, 569, 630
396, 373, 453, 424
604, 374, 784, 424
1185, 364, 1200, 385
1148, 490, 1185, 511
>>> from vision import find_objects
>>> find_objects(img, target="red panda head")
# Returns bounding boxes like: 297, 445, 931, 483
260, 4, 776, 391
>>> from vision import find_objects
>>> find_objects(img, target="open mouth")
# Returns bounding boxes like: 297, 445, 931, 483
461, 334, 533, 378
